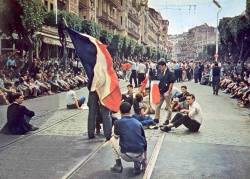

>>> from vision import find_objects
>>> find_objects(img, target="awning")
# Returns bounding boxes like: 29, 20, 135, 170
38, 32, 74, 49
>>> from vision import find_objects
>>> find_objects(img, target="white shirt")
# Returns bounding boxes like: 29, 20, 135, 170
66, 90, 77, 105
137, 63, 146, 74
188, 101, 203, 124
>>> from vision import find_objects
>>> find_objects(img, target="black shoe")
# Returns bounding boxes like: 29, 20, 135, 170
160, 126, 171, 132
163, 120, 169, 125
88, 135, 95, 139
96, 128, 101, 135
153, 118, 159, 124
111, 159, 123, 173
105, 136, 111, 142
133, 161, 141, 175
30, 126, 39, 131
141, 159, 147, 171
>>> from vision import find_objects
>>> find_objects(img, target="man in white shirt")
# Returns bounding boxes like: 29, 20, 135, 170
137, 60, 146, 86
66, 90, 86, 109
160, 94, 202, 132
128, 60, 138, 87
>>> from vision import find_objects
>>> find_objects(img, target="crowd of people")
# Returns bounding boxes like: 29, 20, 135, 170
0, 50, 249, 175
0, 52, 88, 105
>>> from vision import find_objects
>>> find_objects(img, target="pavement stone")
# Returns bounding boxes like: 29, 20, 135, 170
0, 80, 249, 179
151, 141, 250, 179
150, 81, 250, 179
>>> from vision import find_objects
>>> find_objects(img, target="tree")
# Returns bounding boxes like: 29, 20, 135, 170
81, 20, 101, 39
218, 14, 250, 63
121, 37, 129, 59
0, 0, 46, 67
108, 34, 123, 58
99, 30, 113, 45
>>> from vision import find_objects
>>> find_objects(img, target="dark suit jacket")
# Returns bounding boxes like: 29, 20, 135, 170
1, 103, 35, 135
158, 69, 175, 95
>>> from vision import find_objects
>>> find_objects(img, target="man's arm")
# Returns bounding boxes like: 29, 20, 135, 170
21, 106, 35, 117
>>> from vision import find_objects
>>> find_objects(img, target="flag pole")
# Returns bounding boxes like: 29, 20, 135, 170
55, 0, 58, 24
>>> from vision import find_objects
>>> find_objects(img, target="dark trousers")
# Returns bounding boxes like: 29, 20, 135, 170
212, 76, 220, 95
172, 113, 200, 132
130, 70, 138, 87
87, 91, 112, 139
138, 73, 145, 86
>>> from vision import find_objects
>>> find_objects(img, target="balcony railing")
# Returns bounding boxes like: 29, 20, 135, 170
106, 0, 123, 11
128, 8, 140, 25
98, 11, 122, 30
128, 27, 140, 40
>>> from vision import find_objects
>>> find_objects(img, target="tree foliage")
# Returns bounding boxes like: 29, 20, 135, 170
218, 14, 250, 63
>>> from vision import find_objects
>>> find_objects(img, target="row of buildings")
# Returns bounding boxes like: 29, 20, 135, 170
169, 23, 216, 61
0, 0, 172, 59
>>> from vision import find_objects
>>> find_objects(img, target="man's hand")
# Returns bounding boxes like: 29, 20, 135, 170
180, 109, 189, 114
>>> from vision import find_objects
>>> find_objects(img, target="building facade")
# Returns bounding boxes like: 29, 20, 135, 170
169, 23, 216, 61
0, 0, 170, 58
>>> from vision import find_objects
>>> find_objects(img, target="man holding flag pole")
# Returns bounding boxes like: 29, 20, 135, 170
62, 18, 122, 140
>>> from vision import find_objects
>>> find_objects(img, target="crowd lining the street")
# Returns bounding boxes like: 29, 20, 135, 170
0, 52, 88, 105
0, 50, 249, 175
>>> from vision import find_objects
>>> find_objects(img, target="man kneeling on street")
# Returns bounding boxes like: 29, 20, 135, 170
110, 102, 147, 175
160, 94, 203, 133
1, 93, 38, 135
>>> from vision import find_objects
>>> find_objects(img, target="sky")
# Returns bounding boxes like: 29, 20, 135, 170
148, 0, 246, 35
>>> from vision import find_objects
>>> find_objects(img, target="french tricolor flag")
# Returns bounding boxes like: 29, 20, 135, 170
67, 28, 121, 112
150, 80, 161, 109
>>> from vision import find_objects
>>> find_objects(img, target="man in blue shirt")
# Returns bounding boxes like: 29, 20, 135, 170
110, 102, 147, 175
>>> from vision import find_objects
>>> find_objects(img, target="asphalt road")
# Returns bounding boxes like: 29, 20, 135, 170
0, 81, 249, 179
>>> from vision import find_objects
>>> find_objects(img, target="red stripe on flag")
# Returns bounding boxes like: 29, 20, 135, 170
139, 76, 148, 93
96, 41, 121, 112
151, 83, 160, 105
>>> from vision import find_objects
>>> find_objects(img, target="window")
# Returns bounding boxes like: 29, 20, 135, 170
50, 3, 54, 11
44, 0, 48, 9
120, 16, 122, 25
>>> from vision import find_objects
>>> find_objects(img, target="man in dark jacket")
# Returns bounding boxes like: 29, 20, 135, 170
212, 62, 221, 95
1, 93, 38, 135
110, 102, 147, 175
154, 61, 175, 125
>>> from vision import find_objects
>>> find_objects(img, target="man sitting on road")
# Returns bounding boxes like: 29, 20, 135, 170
1, 93, 38, 135
121, 84, 134, 105
66, 90, 86, 109
110, 102, 147, 175
160, 94, 203, 133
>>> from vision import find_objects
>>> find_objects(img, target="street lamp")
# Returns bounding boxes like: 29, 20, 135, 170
213, 0, 222, 61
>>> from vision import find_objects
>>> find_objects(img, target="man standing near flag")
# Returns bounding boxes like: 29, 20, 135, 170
66, 26, 121, 141
154, 61, 175, 125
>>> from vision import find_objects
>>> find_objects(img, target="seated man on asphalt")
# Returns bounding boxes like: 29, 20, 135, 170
160, 94, 203, 133
66, 90, 86, 109
121, 84, 134, 105
1, 93, 38, 135
110, 102, 147, 175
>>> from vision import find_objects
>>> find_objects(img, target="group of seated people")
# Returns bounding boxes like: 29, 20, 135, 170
0, 56, 88, 105
122, 84, 157, 129
220, 73, 250, 108
121, 84, 193, 129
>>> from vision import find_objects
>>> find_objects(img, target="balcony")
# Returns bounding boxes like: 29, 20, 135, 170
98, 11, 122, 31
128, 27, 140, 40
106, 0, 123, 11
128, 8, 140, 25
147, 34, 157, 44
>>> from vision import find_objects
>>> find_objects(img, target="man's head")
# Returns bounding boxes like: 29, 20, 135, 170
157, 61, 167, 72
186, 94, 195, 105
127, 84, 133, 93
12, 93, 24, 104
181, 85, 187, 93
120, 102, 131, 115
